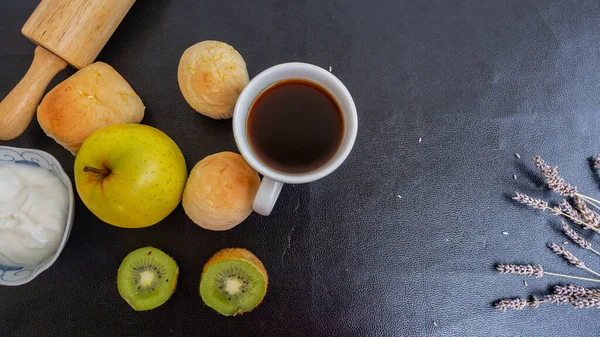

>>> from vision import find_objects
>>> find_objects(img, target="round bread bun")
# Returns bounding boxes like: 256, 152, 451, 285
177, 41, 249, 119
37, 62, 144, 154
183, 152, 260, 231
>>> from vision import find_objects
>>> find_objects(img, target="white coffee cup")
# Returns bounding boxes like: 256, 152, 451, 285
233, 62, 358, 216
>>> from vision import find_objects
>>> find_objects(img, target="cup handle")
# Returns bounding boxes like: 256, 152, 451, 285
253, 176, 284, 216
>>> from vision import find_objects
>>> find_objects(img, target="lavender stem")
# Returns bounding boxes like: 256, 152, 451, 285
584, 267, 600, 278
513, 192, 600, 234
560, 212, 600, 234
591, 248, 600, 257
559, 212, 600, 234
576, 194, 600, 212
544, 272, 600, 283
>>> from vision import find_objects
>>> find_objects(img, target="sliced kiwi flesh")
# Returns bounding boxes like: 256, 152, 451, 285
200, 248, 268, 316
117, 247, 178, 311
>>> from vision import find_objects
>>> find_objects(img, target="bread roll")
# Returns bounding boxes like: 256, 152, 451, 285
177, 41, 249, 119
183, 152, 260, 231
37, 62, 144, 154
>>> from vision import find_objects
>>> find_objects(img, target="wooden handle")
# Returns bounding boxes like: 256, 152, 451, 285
0, 46, 67, 141
22, 0, 137, 69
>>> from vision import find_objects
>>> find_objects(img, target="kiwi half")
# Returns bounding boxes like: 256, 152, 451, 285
200, 248, 268, 316
117, 247, 178, 311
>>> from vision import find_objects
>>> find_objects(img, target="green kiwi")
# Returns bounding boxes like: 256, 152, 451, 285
200, 248, 268, 316
117, 247, 178, 311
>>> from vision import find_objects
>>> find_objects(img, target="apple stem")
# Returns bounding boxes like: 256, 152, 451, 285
83, 166, 111, 176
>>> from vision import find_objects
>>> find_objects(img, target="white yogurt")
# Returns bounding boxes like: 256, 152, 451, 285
0, 162, 68, 267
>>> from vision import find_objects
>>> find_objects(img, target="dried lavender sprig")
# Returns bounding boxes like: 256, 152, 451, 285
513, 192, 600, 234
561, 221, 600, 256
561, 221, 592, 249
552, 285, 600, 308
559, 200, 583, 222
565, 197, 600, 231
568, 295, 600, 308
494, 296, 545, 312
496, 264, 544, 278
533, 156, 557, 177
554, 284, 600, 297
493, 298, 528, 311
533, 156, 578, 197
495, 264, 600, 283
548, 243, 600, 278
533, 156, 600, 213
574, 195, 600, 227
496, 288, 600, 311
544, 294, 570, 305
513, 192, 548, 210
548, 243, 585, 268
545, 293, 600, 309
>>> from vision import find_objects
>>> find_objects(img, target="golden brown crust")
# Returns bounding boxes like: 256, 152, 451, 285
177, 41, 249, 119
182, 152, 260, 231
37, 62, 144, 154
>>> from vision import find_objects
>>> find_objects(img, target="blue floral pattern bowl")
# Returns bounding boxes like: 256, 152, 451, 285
0, 146, 74, 286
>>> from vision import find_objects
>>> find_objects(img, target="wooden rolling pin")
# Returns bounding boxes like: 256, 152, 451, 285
0, 0, 136, 141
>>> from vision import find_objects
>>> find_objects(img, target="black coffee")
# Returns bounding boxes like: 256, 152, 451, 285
247, 79, 344, 174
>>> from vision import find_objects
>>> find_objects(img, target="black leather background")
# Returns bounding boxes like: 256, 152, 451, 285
2, 1, 600, 336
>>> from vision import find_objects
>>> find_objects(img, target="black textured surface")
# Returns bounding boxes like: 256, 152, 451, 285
2, 1, 600, 336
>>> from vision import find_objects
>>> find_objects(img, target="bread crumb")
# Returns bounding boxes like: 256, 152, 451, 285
513, 174, 517, 180
329, 66, 332, 72
444, 238, 449, 242
502, 231, 509, 236
564, 241, 569, 245
418, 137, 422, 143
515, 153, 521, 159
397, 195, 402, 199
433, 322, 438, 327
524, 280, 528, 286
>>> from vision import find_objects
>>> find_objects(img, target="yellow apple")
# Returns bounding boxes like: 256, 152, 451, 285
74, 124, 188, 228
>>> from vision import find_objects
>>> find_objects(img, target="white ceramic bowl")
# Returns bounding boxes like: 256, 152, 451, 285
0, 146, 74, 286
